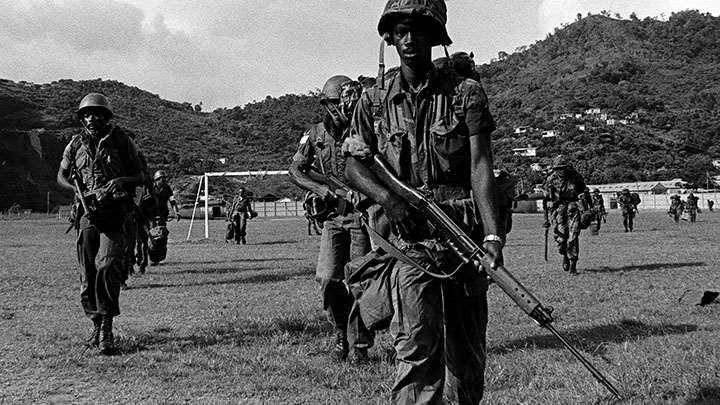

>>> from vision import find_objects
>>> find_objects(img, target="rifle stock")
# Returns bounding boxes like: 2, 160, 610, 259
366, 154, 622, 399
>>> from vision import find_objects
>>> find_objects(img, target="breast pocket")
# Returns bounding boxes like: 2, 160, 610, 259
430, 116, 470, 181
379, 131, 407, 174
75, 153, 90, 171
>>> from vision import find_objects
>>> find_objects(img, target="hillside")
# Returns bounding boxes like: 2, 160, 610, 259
480, 10, 720, 187
1, 10, 719, 211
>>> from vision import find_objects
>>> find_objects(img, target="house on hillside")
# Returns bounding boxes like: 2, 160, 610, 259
542, 130, 558, 138
530, 163, 544, 172
585, 108, 601, 115
512, 145, 537, 157
514, 126, 531, 134
711, 159, 720, 169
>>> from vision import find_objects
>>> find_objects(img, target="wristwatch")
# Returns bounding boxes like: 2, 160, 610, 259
483, 234, 505, 247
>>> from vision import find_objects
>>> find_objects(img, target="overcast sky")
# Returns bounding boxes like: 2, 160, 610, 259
2, 0, 719, 110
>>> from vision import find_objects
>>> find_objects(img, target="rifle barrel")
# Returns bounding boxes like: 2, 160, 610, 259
544, 323, 622, 399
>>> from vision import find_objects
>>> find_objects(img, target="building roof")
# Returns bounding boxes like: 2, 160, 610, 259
587, 179, 686, 193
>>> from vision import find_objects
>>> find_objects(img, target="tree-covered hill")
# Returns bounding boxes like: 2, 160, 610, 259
481, 10, 720, 188
1, 10, 719, 211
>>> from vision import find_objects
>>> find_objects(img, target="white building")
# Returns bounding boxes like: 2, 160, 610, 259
512, 146, 537, 157
542, 130, 558, 138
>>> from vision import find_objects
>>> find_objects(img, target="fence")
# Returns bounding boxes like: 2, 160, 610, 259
251, 201, 304, 217
606, 192, 720, 211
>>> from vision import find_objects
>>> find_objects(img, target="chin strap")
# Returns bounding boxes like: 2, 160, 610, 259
378, 39, 386, 90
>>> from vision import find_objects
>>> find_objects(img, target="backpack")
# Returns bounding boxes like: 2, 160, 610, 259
631, 193, 641, 205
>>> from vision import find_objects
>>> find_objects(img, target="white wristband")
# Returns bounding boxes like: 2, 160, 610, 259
483, 234, 505, 247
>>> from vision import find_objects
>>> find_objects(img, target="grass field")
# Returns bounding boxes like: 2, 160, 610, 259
1, 211, 718, 404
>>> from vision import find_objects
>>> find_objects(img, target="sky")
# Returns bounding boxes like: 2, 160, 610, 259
2, 0, 719, 110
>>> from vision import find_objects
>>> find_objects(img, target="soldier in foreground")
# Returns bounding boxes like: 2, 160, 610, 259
617, 188, 639, 232
289, 75, 373, 362
56, 93, 145, 354
589, 188, 607, 235
344, 0, 503, 401
543, 156, 586, 273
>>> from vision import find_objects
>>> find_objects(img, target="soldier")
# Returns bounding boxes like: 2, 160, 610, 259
543, 155, 586, 273
344, 0, 504, 401
289, 75, 374, 362
589, 188, 607, 235
617, 188, 638, 232
227, 187, 255, 244
152, 170, 180, 226
668, 193, 683, 222
686, 192, 700, 222
56, 93, 145, 354
708, 199, 714, 212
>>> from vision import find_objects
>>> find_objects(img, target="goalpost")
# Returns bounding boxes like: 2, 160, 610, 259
185, 170, 289, 240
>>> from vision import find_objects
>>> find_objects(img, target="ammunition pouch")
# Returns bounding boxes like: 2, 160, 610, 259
83, 186, 131, 232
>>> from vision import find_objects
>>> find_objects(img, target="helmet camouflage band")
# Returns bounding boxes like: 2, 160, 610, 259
378, 0, 452, 46
76, 93, 113, 118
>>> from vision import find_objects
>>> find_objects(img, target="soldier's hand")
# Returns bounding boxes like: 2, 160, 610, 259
105, 178, 126, 194
384, 196, 422, 241
482, 241, 503, 269
542, 221, 551, 229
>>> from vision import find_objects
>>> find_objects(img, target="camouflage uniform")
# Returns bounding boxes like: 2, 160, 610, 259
590, 191, 606, 235
617, 191, 637, 232
228, 193, 253, 244
668, 195, 683, 222
686, 194, 699, 222
60, 125, 143, 322
292, 123, 374, 351
348, 64, 495, 403
544, 164, 586, 271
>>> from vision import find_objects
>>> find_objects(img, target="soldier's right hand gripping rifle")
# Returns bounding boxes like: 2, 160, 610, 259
365, 154, 623, 399
69, 168, 94, 226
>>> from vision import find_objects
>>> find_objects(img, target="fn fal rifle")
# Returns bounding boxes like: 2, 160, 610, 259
365, 154, 622, 399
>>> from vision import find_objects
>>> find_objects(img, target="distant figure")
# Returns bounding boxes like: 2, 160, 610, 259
618, 188, 639, 232
147, 170, 179, 266
685, 193, 700, 223
543, 155, 586, 273
8, 202, 21, 215
227, 187, 255, 244
589, 188, 607, 235
668, 194, 684, 222
708, 200, 714, 212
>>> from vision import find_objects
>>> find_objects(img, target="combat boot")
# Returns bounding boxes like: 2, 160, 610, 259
333, 329, 349, 361
562, 256, 570, 272
86, 318, 101, 347
569, 260, 578, 274
98, 316, 115, 355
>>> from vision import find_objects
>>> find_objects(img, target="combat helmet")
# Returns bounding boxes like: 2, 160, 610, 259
377, 0, 452, 46
320, 75, 353, 105
154, 170, 167, 181
551, 155, 571, 169
76, 93, 113, 118
622, 188, 630, 193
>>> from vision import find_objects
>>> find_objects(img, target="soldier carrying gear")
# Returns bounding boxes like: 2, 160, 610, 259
685, 192, 700, 223
618, 188, 639, 232
543, 155, 586, 273
344, 0, 503, 401
57, 92, 145, 355
289, 74, 374, 364
668, 193, 684, 223
589, 188, 607, 235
